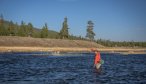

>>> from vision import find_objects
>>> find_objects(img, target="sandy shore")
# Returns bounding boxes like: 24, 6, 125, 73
0, 47, 146, 54
0, 47, 91, 52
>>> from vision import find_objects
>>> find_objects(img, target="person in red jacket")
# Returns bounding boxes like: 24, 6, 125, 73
94, 50, 101, 65
91, 49, 101, 69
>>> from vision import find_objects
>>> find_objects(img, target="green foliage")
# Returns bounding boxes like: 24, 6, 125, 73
0, 15, 8, 36
41, 23, 49, 38
59, 17, 69, 39
86, 20, 95, 40
48, 30, 59, 39
96, 39, 146, 47
0, 15, 60, 39
8, 21, 16, 36
18, 21, 26, 36
0, 14, 4, 26
27, 22, 34, 37
17, 21, 35, 37
0, 24, 8, 36
68, 35, 86, 40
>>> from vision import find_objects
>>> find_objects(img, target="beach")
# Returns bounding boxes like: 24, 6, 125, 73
0, 46, 146, 54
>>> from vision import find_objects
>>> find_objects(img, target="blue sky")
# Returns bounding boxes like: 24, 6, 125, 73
0, 0, 146, 41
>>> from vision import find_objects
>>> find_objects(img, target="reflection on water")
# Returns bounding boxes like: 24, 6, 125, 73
0, 52, 146, 84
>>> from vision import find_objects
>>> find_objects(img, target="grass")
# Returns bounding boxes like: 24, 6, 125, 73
0, 36, 146, 54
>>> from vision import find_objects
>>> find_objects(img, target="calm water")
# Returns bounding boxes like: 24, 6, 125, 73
0, 52, 146, 84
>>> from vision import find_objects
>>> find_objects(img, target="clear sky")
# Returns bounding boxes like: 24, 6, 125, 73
0, 0, 146, 41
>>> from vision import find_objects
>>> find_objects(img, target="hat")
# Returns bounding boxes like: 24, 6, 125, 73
91, 48, 99, 52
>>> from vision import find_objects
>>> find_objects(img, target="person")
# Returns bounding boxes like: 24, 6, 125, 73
92, 49, 101, 69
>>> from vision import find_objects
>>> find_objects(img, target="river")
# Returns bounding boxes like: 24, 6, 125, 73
0, 52, 146, 84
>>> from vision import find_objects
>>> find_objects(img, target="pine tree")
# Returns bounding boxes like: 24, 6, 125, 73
59, 17, 69, 39
15, 22, 19, 36
41, 23, 48, 38
18, 21, 26, 36
86, 20, 95, 40
0, 14, 8, 36
0, 14, 3, 26
0, 14, 4, 35
8, 21, 15, 36
27, 22, 33, 37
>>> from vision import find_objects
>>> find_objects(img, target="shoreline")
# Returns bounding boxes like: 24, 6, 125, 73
0, 46, 146, 54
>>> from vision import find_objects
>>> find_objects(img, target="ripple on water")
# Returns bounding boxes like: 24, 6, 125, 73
0, 52, 146, 84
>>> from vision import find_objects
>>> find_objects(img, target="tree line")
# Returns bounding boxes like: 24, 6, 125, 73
0, 14, 56, 38
97, 39, 146, 47
0, 15, 95, 40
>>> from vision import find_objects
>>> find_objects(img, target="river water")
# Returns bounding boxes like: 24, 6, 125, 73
0, 52, 146, 84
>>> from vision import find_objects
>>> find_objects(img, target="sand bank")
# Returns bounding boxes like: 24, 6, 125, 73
0, 47, 146, 54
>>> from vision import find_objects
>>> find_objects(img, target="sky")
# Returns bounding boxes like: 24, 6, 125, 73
0, 0, 146, 41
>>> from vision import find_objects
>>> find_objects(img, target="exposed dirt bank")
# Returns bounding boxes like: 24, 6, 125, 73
0, 36, 104, 48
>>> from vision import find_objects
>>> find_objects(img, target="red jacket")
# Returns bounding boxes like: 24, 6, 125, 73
94, 52, 101, 64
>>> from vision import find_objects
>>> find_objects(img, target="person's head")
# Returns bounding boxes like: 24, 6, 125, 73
94, 50, 99, 54
91, 48, 99, 53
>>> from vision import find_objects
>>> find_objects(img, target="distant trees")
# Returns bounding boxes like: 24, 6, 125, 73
0, 14, 7, 36
0, 14, 3, 26
96, 39, 146, 47
41, 23, 49, 38
59, 17, 69, 39
0, 15, 58, 38
0, 15, 81, 40
18, 21, 26, 36
8, 21, 15, 36
86, 20, 95, 40
27, 22, 34, 37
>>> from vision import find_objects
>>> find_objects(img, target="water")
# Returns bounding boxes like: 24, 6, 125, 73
0, 52, 146, 84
